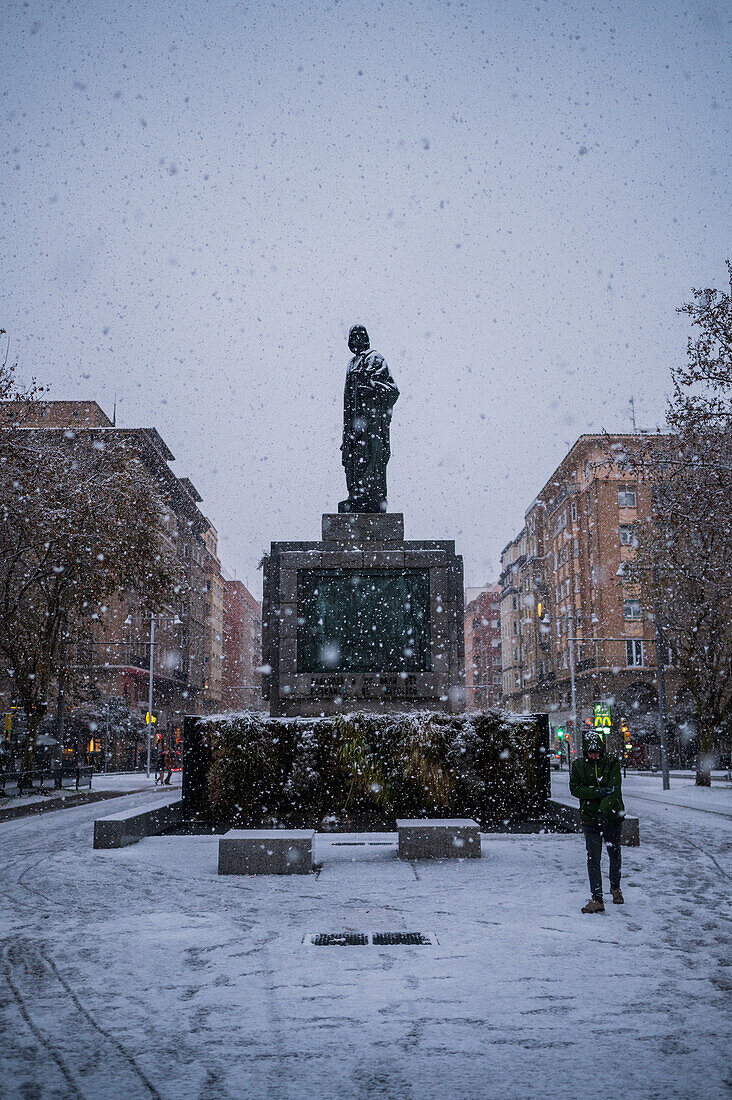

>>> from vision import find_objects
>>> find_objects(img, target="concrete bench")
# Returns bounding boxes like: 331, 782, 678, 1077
396, 818, 481, 860
218, 830, 315, 875
93, 798, 183, 848
547, 798, 640, 846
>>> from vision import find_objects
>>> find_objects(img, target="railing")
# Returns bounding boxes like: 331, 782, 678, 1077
0, 766, 93, 798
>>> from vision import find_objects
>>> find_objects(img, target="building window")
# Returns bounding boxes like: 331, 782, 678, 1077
618, 486, 637, 508
573, 537, 579, 558
626, 639, 644, 667
619, 524, 634, 546
623, 599, 642, 620
584, 460, 590, 479
571, 501, 577, 523
617, 561, 631, 580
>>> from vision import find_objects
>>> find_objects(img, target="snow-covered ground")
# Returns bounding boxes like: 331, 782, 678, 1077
1, 777, 729, 1099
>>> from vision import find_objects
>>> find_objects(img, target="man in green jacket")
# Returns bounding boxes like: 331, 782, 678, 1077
569, 729, 625, 913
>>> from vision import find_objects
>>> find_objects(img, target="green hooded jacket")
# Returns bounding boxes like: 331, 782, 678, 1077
569, 731, 625, 820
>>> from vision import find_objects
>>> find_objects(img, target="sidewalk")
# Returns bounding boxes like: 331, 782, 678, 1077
0, 770, 181, 823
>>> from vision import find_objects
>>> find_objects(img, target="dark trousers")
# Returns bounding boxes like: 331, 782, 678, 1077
582, 816, 622, 900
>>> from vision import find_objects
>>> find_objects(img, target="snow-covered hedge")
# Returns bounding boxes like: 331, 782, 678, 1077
192, 711, 548, 830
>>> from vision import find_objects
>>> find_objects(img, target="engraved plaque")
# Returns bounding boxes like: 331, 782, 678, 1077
297, 569, 431, 674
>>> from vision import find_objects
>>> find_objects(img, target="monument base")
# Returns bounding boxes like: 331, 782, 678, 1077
262, 513, 465, 717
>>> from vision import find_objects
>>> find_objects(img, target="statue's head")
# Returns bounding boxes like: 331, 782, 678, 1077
348, 324, 370, 355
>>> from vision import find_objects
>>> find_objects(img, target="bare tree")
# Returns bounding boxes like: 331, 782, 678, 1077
0, 360, 183, 768
630, 267, 732, 784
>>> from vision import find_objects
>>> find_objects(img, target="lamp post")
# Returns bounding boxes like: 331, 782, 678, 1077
57, 609, 67, 752
145, 613, 155, 777
617, 560, 671, 790
652, 563, 670, 791
567, 605, 578, 760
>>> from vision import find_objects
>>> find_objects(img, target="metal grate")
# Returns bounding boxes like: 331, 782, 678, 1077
372, 932, 432, 946
308, 933, 368, 946
305, 931, 437, 947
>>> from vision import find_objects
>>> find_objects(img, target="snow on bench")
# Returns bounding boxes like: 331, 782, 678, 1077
396, 819, 481, 860
93, 798, 183, 849
217, 829, 315, 875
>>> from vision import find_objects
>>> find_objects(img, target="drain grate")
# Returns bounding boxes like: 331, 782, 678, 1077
308, 933, 369, 946
331, 841, 393, 847
372, 932, 432, 946
304, 931, 437, 946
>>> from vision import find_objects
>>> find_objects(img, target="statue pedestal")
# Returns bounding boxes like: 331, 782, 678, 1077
262, 514, 465, 717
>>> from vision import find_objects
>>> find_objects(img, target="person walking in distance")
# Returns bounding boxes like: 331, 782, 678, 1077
570, 729, 625, 913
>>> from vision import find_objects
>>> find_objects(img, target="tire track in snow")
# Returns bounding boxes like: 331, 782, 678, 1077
2, 943, 84, 1099
2, 939, 162, 1099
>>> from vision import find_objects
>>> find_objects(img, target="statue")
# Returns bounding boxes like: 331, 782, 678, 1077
339, 324, 399, 513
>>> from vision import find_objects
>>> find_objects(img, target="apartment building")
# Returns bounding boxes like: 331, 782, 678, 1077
222, 580, 263, 711
500, 434, 681, 759
464, 585, 502, 709
202, 523, 225, 712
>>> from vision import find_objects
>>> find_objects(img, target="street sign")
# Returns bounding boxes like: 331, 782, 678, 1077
594, 703, 611, 729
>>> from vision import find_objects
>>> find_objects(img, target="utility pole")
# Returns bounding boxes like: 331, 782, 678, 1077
104, 704, 109, 774
146, 613, 155, 777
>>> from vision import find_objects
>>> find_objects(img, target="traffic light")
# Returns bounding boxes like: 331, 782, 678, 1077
556, 727, 565, 741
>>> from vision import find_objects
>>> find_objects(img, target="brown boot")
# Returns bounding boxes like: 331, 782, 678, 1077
581, 898, 605, 914
611, 888, 624, 904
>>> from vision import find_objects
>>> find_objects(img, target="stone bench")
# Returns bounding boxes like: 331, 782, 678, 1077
93, 798, 183, 849
547, 798, 640, 846
396, 818, 481, 860
218, 830, 315, 875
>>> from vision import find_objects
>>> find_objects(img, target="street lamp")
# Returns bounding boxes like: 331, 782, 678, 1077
615, 561, 670, 790
146, 613, 155, 777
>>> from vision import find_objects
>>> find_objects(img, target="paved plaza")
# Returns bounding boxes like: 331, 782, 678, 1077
1, 774, 730, 1099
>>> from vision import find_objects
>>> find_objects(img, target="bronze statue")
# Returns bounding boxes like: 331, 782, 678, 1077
339, 324, 399, 513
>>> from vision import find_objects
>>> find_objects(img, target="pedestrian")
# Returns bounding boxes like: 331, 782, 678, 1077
569, 728, 625, 913
164, 750, 173, 785
155, 748, 166, 786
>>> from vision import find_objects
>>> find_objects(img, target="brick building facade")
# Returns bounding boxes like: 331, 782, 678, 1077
464, 585, 502, 709
222, 580, 263, 711
499, 434, 683, 762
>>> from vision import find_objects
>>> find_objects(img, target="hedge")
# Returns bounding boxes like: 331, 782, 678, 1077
185, 710, 549, 830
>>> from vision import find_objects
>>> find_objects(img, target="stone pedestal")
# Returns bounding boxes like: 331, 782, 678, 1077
262, 513, 464, 717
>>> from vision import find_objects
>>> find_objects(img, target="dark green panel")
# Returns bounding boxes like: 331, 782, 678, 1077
297, 569, 431, 673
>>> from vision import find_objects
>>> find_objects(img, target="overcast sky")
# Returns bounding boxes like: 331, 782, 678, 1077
3, 0, 730, 595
